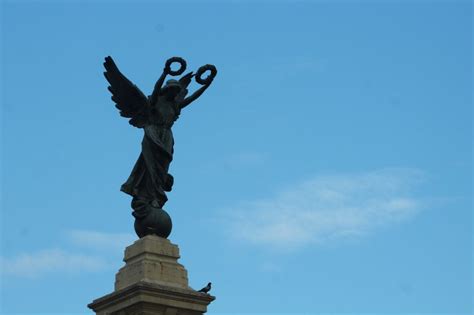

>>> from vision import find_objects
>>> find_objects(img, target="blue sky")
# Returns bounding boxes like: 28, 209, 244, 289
1, 1, 472, 314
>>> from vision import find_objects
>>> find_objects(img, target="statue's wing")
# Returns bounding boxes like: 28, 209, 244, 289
103, 56, 149, 128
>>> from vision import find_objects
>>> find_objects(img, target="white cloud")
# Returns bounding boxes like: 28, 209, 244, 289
0, 249, 108, 278
66, 229, 135, 251
1, 230, 136, 278
224, 168, 425, 251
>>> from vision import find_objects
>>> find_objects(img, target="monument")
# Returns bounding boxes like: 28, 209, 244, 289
88, 56, 217, 315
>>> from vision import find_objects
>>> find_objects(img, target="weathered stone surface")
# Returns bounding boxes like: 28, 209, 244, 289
89, 281, 214, 315
89, 235, 215, 315
115, 235, 189, 290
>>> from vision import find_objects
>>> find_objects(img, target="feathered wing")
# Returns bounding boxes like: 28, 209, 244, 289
103, 56, 149, 128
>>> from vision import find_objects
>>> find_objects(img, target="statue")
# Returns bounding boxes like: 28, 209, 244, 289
103, 56, 217, 238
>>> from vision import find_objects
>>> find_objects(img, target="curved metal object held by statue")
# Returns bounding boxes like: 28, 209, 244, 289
196, 64, 217, 85
165, 57, 187, 76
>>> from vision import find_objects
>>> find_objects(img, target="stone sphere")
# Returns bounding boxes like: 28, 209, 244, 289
134, 207, 172, 238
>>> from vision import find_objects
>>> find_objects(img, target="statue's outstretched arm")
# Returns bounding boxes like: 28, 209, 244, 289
180, 84, 210, 109
180, 64, 217, 109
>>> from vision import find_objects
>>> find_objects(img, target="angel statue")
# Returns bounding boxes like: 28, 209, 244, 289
103, 56, 217, 238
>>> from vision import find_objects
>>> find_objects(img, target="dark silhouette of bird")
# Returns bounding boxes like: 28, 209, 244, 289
198, 282, 212, 294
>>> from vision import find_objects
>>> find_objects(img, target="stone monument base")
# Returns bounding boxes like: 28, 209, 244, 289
88, 235, 214, 315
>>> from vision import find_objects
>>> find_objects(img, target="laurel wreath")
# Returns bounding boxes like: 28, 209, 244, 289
196, 64, 217, 85
165, 57, 187, 76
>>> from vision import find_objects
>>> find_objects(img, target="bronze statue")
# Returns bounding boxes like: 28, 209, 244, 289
103, 56, 217, 238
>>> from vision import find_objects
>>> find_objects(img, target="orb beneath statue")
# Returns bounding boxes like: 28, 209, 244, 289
134, 207, 172, 238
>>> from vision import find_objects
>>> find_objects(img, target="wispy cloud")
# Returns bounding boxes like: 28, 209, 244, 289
1, 230, 136, 278
67, 229, 135, 251
0, 249, 108, 278
224, 168, 425, 251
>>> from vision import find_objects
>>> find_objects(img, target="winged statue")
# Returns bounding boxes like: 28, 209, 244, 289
103, 56, 217, 238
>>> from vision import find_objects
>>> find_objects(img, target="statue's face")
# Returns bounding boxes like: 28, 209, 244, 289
167, 86, 181, 99
162, 85, 181, 101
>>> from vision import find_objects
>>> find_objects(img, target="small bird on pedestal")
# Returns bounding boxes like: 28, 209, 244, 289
198, 282, 212, 294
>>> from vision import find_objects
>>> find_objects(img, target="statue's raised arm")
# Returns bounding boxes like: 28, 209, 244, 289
149, 57, 188, 106
180, 64, 217, 109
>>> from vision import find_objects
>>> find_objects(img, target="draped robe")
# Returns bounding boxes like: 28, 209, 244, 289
120, 99, 180, 218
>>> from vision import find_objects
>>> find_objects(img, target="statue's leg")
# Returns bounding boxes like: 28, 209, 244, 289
131, 196, 149, 219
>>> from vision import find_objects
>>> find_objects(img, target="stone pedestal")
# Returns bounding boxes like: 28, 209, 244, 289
88, 235, 214, 315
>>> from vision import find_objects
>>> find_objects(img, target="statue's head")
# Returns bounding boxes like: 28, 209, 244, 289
161, 79, 182, 100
